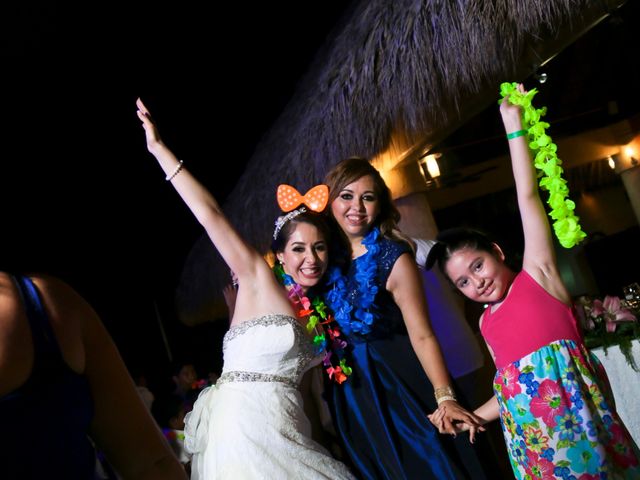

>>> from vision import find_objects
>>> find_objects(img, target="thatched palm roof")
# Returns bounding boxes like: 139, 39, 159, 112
176, 0, 626, 325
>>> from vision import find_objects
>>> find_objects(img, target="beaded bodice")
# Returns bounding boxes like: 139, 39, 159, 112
218, 314, 319, 388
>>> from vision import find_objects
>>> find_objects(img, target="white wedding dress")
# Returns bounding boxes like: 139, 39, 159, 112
184, 314, 356, 480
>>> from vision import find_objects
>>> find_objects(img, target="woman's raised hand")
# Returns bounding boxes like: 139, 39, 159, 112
136, 98, 164, 156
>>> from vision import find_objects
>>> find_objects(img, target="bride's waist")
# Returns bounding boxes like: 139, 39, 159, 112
217, 370, 299, 389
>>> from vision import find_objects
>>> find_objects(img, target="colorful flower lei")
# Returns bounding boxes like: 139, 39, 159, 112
273, 263, 352, 384
500, 82, 587, 248
325, 227, 381, 336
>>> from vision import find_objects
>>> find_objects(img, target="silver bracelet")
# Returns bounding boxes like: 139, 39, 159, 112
165, 160, 184, 181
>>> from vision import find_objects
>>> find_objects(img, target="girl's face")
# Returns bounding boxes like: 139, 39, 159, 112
330, 174, 380, 240
276, 222, 328, 291
444, 246, 511, 303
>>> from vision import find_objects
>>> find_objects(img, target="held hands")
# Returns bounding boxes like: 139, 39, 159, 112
427, 401, 485, 443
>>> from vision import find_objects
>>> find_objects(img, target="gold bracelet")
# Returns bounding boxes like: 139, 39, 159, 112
436, 395, 457, 406
434, 385, 456, 404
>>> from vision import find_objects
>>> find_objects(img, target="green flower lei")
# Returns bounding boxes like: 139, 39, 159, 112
500, 82, 587, 248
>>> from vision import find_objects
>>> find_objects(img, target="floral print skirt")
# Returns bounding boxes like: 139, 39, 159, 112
494, 339, 640, 479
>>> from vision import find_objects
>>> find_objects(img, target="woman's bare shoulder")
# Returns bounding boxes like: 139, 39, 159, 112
0, 272, 20, 320
28, 274, 94, 311
0, 272, 33, 393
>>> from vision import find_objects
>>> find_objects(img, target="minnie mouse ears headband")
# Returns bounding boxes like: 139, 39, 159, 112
273, 184, 329, 239
277, 184, 329, 212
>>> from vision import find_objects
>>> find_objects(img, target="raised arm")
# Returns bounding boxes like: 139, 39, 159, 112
500, 86, 568, 301
136, 98, 262, 282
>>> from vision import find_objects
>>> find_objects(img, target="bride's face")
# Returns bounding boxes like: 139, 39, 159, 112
276, 222, 328, 291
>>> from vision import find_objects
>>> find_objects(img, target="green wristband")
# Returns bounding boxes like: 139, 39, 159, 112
506, 129, 527, 140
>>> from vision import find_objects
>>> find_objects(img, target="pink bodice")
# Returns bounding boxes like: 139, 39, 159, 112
480, 270, 582, 369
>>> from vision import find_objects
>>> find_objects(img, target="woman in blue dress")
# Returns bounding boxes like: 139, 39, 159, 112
322, 157, 496, 479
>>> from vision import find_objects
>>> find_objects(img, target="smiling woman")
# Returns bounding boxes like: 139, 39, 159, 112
320, 157, 495, 479
136, 97, 356, 478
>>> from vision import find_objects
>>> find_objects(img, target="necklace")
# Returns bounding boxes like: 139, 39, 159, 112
273, 264, 351, 384
325, 227, 381, 336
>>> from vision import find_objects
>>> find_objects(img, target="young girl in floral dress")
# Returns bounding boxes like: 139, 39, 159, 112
427, 84, 640, 479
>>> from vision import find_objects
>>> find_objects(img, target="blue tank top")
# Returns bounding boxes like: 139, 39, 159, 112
0, 275, 96, 479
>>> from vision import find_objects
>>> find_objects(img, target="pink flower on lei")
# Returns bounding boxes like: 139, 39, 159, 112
529, 379, 566, 428
589, 295, 636, 332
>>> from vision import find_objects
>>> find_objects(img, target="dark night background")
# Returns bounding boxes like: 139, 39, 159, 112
1, 3, 353, 385
2, 2, 639, 389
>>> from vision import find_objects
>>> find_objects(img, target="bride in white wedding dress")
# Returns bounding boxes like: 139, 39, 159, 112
137, 98, 355, 480
186, 315, 353, 479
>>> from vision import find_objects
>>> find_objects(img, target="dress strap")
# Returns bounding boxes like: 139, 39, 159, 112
12, 275, 63, 363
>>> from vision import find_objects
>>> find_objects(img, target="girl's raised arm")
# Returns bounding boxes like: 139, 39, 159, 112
500, 86, 568, 301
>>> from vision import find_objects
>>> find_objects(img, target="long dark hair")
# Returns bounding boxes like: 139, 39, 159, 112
425, 227, 507, 279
